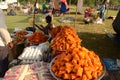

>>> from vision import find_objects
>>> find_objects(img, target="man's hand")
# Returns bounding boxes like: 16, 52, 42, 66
8, 42, 14, 49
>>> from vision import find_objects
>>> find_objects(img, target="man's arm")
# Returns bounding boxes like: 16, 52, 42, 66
34, 24, 45, 31
0, 28, 12, 45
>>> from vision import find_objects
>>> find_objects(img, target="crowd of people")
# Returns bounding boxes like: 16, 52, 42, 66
7, 0, 70, 16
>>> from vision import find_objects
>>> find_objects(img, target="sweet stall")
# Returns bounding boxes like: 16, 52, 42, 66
2, 0, 106, 79
2, 25, 106, 80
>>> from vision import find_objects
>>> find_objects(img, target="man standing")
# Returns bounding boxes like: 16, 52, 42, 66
77, 0, 83, 14
0, 8, 12, 77
100, 2, 106, 21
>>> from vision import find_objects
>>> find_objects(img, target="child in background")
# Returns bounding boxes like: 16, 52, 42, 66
84, 7, 94, 24
84, 7, 94, 18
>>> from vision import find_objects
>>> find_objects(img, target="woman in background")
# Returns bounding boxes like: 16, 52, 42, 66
77, 0, 83, 14
60, 0, 69, 14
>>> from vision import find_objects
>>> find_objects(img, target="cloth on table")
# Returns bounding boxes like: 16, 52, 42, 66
101, 58, 120, 80
102, 58, 120, 70
3, 62, 55, 80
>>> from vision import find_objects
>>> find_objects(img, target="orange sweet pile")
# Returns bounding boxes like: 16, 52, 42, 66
50, 26, 62, 38
12, 30, 28, 44
28, 32, 48, 44
15, 30, 28, 37
50, 25, 103, 80
51, 47, 103, 80
50, 26, 82, 51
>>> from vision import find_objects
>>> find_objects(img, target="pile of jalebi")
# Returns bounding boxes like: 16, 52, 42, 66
51, 46, 103, 80
50, 26, 62, 38
50, 25, 103, 80
15, 30, 28, 36
12, 31, 28, 44
28, 32, 48, 44
50, 26, 82, 51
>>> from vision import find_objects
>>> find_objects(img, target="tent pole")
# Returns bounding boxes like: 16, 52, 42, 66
105, 0, 110, 18
74, 3, 78, 28
68, 0, 71, 26
33, 0, 38, 28
69, 0, 71, 16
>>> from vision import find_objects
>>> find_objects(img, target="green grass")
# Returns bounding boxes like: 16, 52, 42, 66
5, 6, 120, 59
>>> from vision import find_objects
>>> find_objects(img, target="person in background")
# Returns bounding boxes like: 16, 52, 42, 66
35, 2, 40, 14
7, 9, 16, 16
60, 0, 69, 14
53, 0, 61, 10
27, 2, 31, 7
16, 2, 21, 10
42, 1, 47, 13
0, 9, 12, 77
99, 2, 106, 21
84, 7, 94, 24
77, 0, 83, 14
47, 1, 54, 14
48, 1, 53, 9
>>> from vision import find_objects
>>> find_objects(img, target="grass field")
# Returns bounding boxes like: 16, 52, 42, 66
5, 5, 120, 59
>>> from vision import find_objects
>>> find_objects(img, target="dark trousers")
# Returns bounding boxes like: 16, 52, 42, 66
0, 57, 9, 77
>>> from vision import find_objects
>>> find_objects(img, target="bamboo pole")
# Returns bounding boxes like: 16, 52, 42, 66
68, 0, 71, 26
69, 0, 71, 16
74, 3, 78, 28
33, 0, 38, 28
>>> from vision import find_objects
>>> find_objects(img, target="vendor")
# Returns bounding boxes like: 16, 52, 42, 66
35, 14, 55, 42
35, 15, 55, 38
0, 9, 12, 77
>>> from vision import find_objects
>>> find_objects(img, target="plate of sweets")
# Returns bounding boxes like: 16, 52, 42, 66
49, 47, 106, 80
